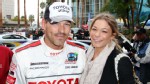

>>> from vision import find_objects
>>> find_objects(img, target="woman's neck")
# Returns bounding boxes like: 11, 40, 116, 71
91, 47, 103, 61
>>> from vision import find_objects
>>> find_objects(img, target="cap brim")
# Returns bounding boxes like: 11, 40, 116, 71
50, 16, 74, 23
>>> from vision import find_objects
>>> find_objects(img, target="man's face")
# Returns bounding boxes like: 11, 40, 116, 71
136, 33, 145, 41
42, 19, 71, 49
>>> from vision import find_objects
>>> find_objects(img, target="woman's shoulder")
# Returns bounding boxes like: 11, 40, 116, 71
115, 53, 135, 84
115, 53, 131, 65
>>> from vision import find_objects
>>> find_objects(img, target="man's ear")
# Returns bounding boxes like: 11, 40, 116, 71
42, 18, 46, 30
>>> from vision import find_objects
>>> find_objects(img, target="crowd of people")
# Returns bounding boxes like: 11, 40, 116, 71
0, 1, 150, 84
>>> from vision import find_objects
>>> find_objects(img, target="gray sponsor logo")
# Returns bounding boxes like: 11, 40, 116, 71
30, 66, 49, 70
30, 62, 49, 66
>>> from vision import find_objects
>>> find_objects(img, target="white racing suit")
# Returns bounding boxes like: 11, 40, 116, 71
6, 37, 86, 84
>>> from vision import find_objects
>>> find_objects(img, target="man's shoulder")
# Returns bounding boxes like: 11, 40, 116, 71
14, 40, 41, 53
66, 40, 86, 50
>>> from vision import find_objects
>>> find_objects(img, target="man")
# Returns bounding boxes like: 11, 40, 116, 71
131, 28, 150, 84
6, 2, 86, 84
0, 45, 13, 84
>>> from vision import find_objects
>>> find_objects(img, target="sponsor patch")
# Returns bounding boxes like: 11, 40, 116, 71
65, 66, 78, 69
50, 51, 62, 56
30, 66, 49, 70
30, 62, 49, 66
28, 78, 79, 84
10, 62, 17, 71
6, 75, 16, 84
65, 52, 78, 64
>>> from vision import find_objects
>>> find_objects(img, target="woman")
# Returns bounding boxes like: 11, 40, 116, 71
80, 13, 135, 84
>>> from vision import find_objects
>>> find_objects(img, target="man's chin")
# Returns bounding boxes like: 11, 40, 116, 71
55, 40, 65, 45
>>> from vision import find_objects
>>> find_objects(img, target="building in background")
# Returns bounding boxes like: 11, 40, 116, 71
2, 0, 14, 20
69, 0, 108, 27
0, 0, 2, 27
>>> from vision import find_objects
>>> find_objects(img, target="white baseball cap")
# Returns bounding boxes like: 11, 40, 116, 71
44, 2, 74, 23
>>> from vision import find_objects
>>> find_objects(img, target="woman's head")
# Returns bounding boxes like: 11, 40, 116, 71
89, 12, 119, 49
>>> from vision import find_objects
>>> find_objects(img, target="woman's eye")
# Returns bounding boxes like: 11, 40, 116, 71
102, 30, 108, 33
91, 27, 96, 30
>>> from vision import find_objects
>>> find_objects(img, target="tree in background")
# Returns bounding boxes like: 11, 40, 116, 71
146, 0, 150, 7
18, 0, 20, 28
46, 0, 51, 5
12, 16, 23, 21
81, 0, 85, 25
12, 16, 19, 21
46, 0, 55, 5
24, 0, 27, 28
29, 15, 34, 26
135, 0, 143, 25
143, 0, 150, 28
37, 0, 39, 28
101, 0, 145, 29
40, 2, 46, 18
76, 0, 80, 27
21, 16, 25, 21
101, 0, 131, 28
0, 0, 2, 27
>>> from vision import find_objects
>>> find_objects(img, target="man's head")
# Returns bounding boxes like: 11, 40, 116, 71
44, 2, 74, 23
42, 2, 74, 50
134, 28, 147, 41
134, 28, 146, 34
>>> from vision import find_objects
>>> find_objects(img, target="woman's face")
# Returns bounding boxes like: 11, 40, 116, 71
90, 19, 115, 49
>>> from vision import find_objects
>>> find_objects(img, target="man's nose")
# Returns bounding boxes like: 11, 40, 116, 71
58, 23, 65, 33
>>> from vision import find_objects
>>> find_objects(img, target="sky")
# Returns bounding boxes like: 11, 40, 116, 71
14, 0, 46, 22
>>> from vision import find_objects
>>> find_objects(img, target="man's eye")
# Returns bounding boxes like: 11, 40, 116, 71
65, 23, 71, 26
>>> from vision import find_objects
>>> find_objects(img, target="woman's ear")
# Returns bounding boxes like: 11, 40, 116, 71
113, 33, 117, 36
111, 33, 116, 40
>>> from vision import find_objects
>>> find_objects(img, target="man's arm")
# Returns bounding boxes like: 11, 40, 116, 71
6, 53, 26, 84
134, 43, 150, 64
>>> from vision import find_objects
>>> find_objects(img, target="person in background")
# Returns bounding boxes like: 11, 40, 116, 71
84, 29, 90, 40
130, 28, 150, 84
134, 25, 141, 32
76, 29, 85, 40
68, 29, 74, 40
6, 2, 86, 84
0, 45, 13, 84
80, 12, 135, 84
33, 29, 40, 40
